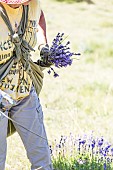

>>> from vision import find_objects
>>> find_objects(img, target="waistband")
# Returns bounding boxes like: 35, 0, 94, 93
0, 85, 36, 111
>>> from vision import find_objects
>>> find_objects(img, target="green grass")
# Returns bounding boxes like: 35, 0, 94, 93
6, 0, 113, 169
52, 156, 112, 170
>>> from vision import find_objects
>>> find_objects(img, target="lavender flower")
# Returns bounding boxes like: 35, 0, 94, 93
111, 148, 113, 156
50, 133, 113, 169
47, 33, 80, 77
104, 162, 107, 170
98, 137, 104, 147
91, 139, 96, 149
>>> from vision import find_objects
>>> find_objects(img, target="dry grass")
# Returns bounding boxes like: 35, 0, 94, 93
6, 0, 113, 169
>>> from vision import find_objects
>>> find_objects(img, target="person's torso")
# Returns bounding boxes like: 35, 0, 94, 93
0, 0, 41, 100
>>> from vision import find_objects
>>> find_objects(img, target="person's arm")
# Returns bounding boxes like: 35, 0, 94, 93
36, 10, 52, 67
37, 10, 48, 51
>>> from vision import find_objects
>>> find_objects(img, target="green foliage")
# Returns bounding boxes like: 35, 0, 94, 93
52, 155, 113, 170
53, 156, 72, 170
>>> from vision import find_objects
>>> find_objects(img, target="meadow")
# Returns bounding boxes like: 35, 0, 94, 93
6, 0, 113, 169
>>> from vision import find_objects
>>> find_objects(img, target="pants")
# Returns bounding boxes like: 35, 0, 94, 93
0, 87, 53, 170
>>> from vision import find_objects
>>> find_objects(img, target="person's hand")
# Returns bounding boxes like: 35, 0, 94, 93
40, 44, 50, 62
37, 44, 53, 67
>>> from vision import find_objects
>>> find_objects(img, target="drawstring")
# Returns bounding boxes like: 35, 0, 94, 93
0, 89, 48, 141
11, 33, 22, 62
0, 110, 48, 141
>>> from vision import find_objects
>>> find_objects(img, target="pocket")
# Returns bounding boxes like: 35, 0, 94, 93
0, 110, 8, 121
36, 103, 43, 124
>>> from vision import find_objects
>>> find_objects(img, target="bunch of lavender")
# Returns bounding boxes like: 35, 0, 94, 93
47, 33, 80, 77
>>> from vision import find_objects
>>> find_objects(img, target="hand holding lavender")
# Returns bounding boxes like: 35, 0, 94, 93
39, 33, 80, 77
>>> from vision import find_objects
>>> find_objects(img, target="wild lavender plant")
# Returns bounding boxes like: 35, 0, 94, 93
46, 33, 80, 77
50, 133, 113, 170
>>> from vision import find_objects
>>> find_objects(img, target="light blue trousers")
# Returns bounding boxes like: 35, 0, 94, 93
0, 87, 53, 170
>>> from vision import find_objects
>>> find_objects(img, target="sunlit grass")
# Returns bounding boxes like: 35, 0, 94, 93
5, 0, 113, 169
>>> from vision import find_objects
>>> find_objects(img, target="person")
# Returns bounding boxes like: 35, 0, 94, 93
0, 0, 53, 170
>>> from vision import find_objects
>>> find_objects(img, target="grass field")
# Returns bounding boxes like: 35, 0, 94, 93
6, 0, 113, 169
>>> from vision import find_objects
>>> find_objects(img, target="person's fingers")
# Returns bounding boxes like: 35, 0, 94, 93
40, 45, 50, 63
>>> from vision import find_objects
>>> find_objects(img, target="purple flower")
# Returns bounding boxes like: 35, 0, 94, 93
100, 144, 111, 157
91, 139, 96, 149
46, 32, 80, 77
111, 148, 113, 156
79, 139, 86, 145
98, 137, 104, 147
104, 163, 107, 170
54, 72, 59, 78
47, 70, 51, 74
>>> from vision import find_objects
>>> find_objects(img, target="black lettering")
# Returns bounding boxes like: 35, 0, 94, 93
29, 20, 32, 27
27, 28, 32, 35
7, 40, 13, 49
4, 41, 8, 50
9, 69, 19, 75
9, 70, 14, 74
0, 40, 13, 51
3, 54, 8, 59
19, 79, 22, 85
10, 85, 15, 91
23, 79, 28, 85
29, 20, 37, 27
0, 53, 11, 61
20, 86, 24, 93
1, 79, 5, 83
7, 78, 13, 83
25, 85, 30, 92
16, 85, 19, 92
4, 84, 9, 88
0, 54, 3, 60
0, 42, 3, 51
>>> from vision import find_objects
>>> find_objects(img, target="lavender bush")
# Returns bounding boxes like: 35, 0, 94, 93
47, 33, 80, 77
50, 133, 113, 170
